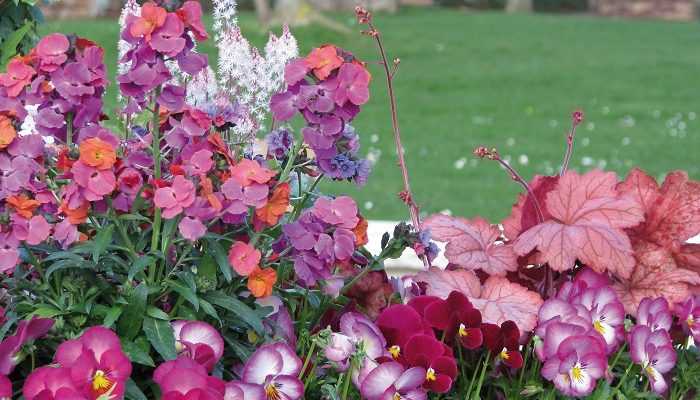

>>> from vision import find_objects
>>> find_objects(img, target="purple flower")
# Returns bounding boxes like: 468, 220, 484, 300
629, 325, 676, 394
339, 312, 387, 360
636, 297, 672, 333
293, 251, 330, 286
360, 362, 427, 400
184, 149, 214, 175
270, 90, 298, 122
178, 216, 207, 242
150, 14, 186, 57
52, 62, 96, 104
70, 161, 116, 201
221, 178, 269, 211
311, 196, 359, 229
0, 317, 54, 375
117, 60, 170, 103
324, 333, 354, 370
576, 286, 625, 352
675, 295, 700, 343
541, 335, 607, 397
159, 84, 186, 112
266, 129, 294, 160
35, 33, 69, 72
238, 342, 304, 400
330, 62, 371, 106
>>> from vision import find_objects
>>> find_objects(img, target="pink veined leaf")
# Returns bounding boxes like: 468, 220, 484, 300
613, 240, 700, 315
513, 170, 644, 278
413, 267, 542, 333
423, 214, 517, 276
502, 175, 559, 240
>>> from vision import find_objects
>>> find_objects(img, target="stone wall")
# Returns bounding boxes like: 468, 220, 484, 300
592, 0, 697, 21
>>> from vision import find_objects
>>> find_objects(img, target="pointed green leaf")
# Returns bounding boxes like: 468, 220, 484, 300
143, 316, 177, 361
203, 291, 263, 334
92, 225, 115, 263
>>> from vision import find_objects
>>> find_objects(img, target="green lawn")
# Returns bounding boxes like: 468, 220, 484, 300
40, 8, 700, 222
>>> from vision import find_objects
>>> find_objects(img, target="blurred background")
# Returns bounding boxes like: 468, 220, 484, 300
5, 0, 700, 223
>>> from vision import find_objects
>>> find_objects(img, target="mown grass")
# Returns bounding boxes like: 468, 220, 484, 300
41, 8, 700, 222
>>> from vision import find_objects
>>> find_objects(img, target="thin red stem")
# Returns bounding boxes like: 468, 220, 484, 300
494, 157, 544, 224
560, 121, 579, 176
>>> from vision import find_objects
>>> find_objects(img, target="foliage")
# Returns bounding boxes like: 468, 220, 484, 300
0, 0, 43, 69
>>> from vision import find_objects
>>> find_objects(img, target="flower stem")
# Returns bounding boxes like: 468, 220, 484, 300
609, 343, 627, 371
472, 351, 491, 399
518, 338, 533, 387
149, 87, 162, 283
66, 112, 73, 148
298, 340, 317, 379
341, 361, 354, 400
614, 362, 634, 392
465, 352, 483, 398
560, 113, 581, 176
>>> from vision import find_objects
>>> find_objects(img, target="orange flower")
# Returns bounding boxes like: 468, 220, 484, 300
305, 45, 343, 81
129, 2, 167, 40
0, 115, 17, 149
56, 147, 75, 172
247, 267, 277, 298
79, 137, 117, 170
200, 177, 222, 211
59, 200, 90, 225
352, 216, 369, 247
255, 182, 290, 227
6, 194, 41, 219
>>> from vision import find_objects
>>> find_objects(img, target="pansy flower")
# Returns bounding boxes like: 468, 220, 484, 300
172, 320, 224, 372
360, 361, 427, 400
575, 286, 625, 352
675, 295, 700, 343
541, 335, 607, 397
339, 312, 387, 360
636, 297, 672, 333
0, 317, 54, 375
629, 325, 676, 395
403, 334, 457, 393
0, 375, 10, 400
376, 304, 431, 363
409, 292, 483, 350
239, 342, 303, 400
154, 356, 225, 399
481, 321, 523, 369
23, 366, 85, 400
0, 59, 35, 97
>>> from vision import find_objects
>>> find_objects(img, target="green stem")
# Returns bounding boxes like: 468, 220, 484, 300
609, 343, 627, 372
614, 363, 634, 392
341, 361, 354, 400
149, 87, 162, 284
299, 340, 317, 379
66, 112, 73, 148
466, 352, 483, 399
292, 174, 324, 220
519, 338, 533, 386
472, 351, 491, 399
278, 141, 302, 184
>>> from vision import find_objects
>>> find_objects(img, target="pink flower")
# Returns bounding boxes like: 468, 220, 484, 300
636, 297, 672, 333
675, 295, 700, 343
172, 320, 224, 371
11, 215, 52, 246
324, 333, 354, 370
403, 334, 457, 393
185, 149, 214, 175
221, 178, 269, 211
71, 161, 116, 201
179, 216, 207, 242
227, 241, 261, 277
541, 335, 607, 397
54, 326, 132, 399
360, 362, 427, 400
330, 63, 370, 106
0, 238, 19, 274
36, 33, 70, 72
0, 58, 35, 97
129, 2, 167, 41
224, 382, 265, 400
0, 317, 54, 375
54, 219, 80, 249
154, 356, 225, 399
150, 14, 186, 57
311, 196, 359, 229
575, 286, 625, 352
177, 1, 208, 41
629, 325, 676, 394
154, 175, 196, 219
229, 159, 276, 187
0, 374, 10, 399
23, 366, 85, 400
239, 342, 303, 400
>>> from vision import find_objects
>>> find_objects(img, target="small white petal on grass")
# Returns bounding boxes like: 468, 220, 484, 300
621, 115, 635, 128
518, 154, 529, 165
364, 201, 374, 210
454, 158, 467, 170
469, 159, 478, 167
586, 122, 595, 131
597, 159, 607, 169
506, 137, 516, 147
670, 129, 678, 137
688, 112, 696, 121
581, 156, 594, 166
581, 137, 590, 147
652, 110, 661, 119
549, 120, 559, 128
370, 134, 379, 143
678, 121, 687, 130
439, 209, 452, 216
602, 106, 610, 115
621, 137, 631, 146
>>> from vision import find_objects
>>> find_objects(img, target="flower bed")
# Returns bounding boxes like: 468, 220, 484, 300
0, 0, 698, 399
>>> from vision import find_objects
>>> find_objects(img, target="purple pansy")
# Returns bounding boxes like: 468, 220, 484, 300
541, 335, 607, 397
237, 342, 304, 400
628, 325, 676, 395
360, 362, 427, 400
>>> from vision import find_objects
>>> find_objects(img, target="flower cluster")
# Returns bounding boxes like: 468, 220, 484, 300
271, 45, 372, 184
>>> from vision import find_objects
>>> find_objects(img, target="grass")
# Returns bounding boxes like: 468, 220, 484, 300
40, 8, 700, 222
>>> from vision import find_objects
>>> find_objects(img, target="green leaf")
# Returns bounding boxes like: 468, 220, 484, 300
0, 20, 32, 68
118, 283, 148, 340
103, 306, 123, 328
128, 256, 153, 281
146, 306, 170, 320
45, 258, 94, 277
92, 225, 115, 263
30, 306, 63, 318
120, 339, 155, 367
125, 378, 149, 400
203, 291, 264, 334
199, 299, 221, 324
143, 316, 177, 361
167, 279, 199, 311
207, 239, 232, 282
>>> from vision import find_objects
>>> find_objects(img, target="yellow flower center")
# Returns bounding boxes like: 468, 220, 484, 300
500, 348, 510, 360
688, 317, 695, 328
571, 365, 584, 383
425, 367, 437, 382
92, 370, 113, 394
265, 383, 281, 400
593, 320, 606, 335
389, 345, 401, 359
458, 323, 468, 337
393, 395, 401, 400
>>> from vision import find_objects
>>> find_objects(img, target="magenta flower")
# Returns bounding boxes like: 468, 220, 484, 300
54, 219, 80, 249
376, 304, 431, 363
284, 59, 310, 85
150, 14, 186, 57
329, 63, 371, 106
576, 286, 625, 352
629, 325, 676, 394
71, 161, 116, 201
311, 196, 359, 229
360, 361, 427, 400
11, 215, 52, 246
239, 342, 303, 400
159, 84, 187, 112
324, 333, 354, 370
53, 62, 96, 104
154, 356, 225, 400
36, 33, 70, 72
0, 317, 54, 375
54, 326, 132, 399
155, 175, 196, 219
339, 312, 387, 360
221, 178, 268, 210
675, 295, 700, 343
409, 292, 483, 350
0, 58, 35, 97
636, 297, 672, 333
403, 334, 457, 393
179, 216, 207, 242
172, 320, 225, 371
224, 381, 265, 400
23, 366, 86, 400
541, 335, 607, 397
177, 1, 208, 41
0, 374, 10, 399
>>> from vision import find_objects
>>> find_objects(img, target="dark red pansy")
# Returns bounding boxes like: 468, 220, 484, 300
376, 304, 431, 362
404, 334, 458, 393
481, 320, 523, 369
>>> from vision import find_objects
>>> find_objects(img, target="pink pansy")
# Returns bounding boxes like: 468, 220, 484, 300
240, 342, 303, 400
541, 335, 607, 397
172, 320, 224, 371
154, 356, 225, 400
312, 196, 359, 229
179, 216, 207, 242
629, 325, 676, 395
35, 33, 70, 72
227, 241, 261, 277
360, 361, 427, 400
636, 297, 672, 333
23, 366, 86, 400
324, 333, 354, 370
54, 326, 132, 400
0, 374, 10, 399
330, 63, 371, 106
675, 295, 700, 343
185, 149, 214, 175
177, 1, 208, 41
0, 317, 54, 375
575, 286, 625, 352
71, 161, 116, 201
338, 312, 387, 360
154, 176, 196, 219
229, 159, 276, 187
150, 14, 186, 57
0, 58, 35, 97
224, 382, 265, 400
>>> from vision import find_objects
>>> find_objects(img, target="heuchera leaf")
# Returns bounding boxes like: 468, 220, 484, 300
423, 214, 517, 276
513, 170, 644, 278
414, 267, 543, 333
502, 175, 558, 240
